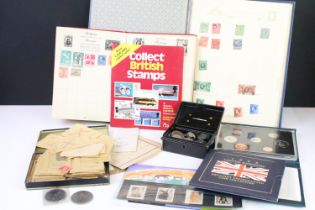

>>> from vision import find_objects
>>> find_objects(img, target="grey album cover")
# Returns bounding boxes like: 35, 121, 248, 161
89, 0, 190, 33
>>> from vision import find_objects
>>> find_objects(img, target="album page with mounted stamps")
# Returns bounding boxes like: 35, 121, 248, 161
189, 0, 295, 127
52, 27, 197, 122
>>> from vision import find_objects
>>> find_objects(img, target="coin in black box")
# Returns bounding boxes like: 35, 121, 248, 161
71, 191, 93, 204
45, 189, 66, 202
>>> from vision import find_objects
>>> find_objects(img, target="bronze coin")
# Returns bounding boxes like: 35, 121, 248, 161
263, 146, 273, 152
171, 130, 184, 139
234, 143, 249, 151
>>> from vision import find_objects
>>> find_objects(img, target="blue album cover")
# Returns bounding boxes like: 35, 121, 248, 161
190, 150, 285, 202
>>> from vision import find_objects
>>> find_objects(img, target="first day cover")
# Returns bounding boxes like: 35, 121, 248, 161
190, 150, 285, 202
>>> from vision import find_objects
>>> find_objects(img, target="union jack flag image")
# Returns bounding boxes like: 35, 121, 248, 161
211, 160, 269, 182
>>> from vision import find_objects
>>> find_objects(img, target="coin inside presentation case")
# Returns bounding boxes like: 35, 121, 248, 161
215, 123, 298, 161
162, 102, 224, 158
25, 125, 110, 189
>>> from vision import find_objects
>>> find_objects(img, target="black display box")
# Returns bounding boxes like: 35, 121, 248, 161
162, 102, 224, 158
25, 125, 110, 189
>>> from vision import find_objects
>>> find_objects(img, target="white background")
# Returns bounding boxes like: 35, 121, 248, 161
0, 106, 314, 210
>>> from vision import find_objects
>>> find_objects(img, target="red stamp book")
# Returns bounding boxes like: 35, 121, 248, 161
110, 44, 184, 130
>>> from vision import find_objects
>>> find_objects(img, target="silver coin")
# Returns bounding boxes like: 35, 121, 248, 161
268, 132, 279, 139
276, 140, 289, 148
171, 130, 184, 139
224, 136, 237, 143
44, 189, 66, 202
185, 131, 196, 140
71, 191, 93, 204
197, 133, 210, 141
250, 137, 262, 143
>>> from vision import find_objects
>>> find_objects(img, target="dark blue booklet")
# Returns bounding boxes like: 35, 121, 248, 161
190, 150, 285, 202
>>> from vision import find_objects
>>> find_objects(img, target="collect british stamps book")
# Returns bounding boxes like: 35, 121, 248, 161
190, 150, 286, 202
110, 44, 184, 130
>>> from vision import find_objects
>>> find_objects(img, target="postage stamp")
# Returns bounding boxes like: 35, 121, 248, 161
211, 39, 220, 49
72, 52, 84, 67
260, 28, 270, 39
84, 54, 95, 65
250, 104, 259, 114
64, 35, 73, 47
155, 187, 175, 203
235, 24, 245, 36
194, 81, 211, 92
214, 195, 233, 206
233, 39, 243, 50
105, 40, 121, 50
59, 67, 68, 78
132, 38, 144, 45
199, 36, 209, 47
199, 60, 207, 70
176, 39, 188, 55
216, 100, 224, 107
60, 50, 72, 65
71, 68, 81, 77
97, 55, 106, 66
200, 22, 209, 33
184, 189, 203, 205
212, 23, 221, 34
196, 98, 204, 104
127, 185, 147, 200
233, 107, 242, 117
214, 195, 233, 207
238, 84, 256, 95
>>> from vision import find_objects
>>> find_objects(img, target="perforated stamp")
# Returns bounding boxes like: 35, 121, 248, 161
238, 84, 256, 95
233, 39, 242, 50
199, 36, 209, 47
98, 55, 106, 65
59, 67, 68, 78
211, 39, 220, 49
234, 107, 242, 117
200, 22, 209, 33
250, 104, 259, 114
84, 54, 95, 65
64, 35, 73, 47
196, 98, 205, 104
105, 40, 120, 50
212, 23, 221, 34
60, 50, 72, 65
176, 39, 188, 55
235, 25, 245, 36
133, 38, 144, 45
194, 81, 211, 92
216, 100, 224, 107
260, 28, 270, 39
199, 60, 207, 70
73, 52, 84, 67
71, 69, 81, 77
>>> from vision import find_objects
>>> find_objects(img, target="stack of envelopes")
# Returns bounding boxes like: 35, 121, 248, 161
32, 124, 113, 181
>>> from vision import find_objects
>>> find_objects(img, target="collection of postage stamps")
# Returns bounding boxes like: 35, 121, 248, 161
125, 184, 234, 207
58, 35, 121, 78
193, 23, 268, 119
194, 82, 259, 118
198, 23, 270, 50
